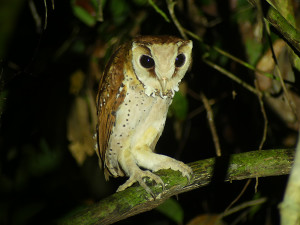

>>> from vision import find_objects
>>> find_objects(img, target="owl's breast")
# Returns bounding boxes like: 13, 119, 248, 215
106, 82, 172, 176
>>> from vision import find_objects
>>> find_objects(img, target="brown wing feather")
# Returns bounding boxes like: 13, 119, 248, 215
96, 44, 129, 179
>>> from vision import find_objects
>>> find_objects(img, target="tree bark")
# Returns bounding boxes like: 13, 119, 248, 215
60, 149, 295, 225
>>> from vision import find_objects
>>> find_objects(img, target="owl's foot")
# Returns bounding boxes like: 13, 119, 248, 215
152, 158, 193, 184
159, 159, 192, 183
133, 150, 193, 184
116, 169, 164, 197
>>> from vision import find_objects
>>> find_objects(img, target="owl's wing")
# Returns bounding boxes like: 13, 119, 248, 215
96, 45, 128, 179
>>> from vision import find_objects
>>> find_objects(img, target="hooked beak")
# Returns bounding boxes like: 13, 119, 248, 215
159, 77, 168, 94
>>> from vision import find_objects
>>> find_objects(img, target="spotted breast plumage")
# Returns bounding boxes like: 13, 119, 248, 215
96, 35, 193, 194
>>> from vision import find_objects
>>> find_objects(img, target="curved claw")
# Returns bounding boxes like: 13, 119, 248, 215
166, 160, 193, 185
116, 169, 165, 197
185, 169, 194, 185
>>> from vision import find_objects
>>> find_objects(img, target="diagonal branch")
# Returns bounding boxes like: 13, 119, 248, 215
247, 0, 300, 55
60, 149, 295, 225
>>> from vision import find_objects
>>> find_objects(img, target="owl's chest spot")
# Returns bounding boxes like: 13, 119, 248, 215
108, 84, 172, 154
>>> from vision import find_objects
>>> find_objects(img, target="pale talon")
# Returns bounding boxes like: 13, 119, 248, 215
116, 169, 165, 197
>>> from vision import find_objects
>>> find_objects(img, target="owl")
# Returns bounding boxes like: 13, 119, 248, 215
96, 35, 193, 195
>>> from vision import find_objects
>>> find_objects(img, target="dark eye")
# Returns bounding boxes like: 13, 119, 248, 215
175, 54, 186, 67
140, 55, 155, 68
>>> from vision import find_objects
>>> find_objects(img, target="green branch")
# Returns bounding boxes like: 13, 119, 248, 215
248, 0, 300, 55
60, 149, 294, 225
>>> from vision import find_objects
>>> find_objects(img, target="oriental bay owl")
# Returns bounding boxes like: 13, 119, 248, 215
96, 35, 193, 194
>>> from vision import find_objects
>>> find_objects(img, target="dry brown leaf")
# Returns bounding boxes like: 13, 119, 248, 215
255, 39, 299, 131
67, 90, 97, 165
69, 70, 85, 95
255, 39, 286, 91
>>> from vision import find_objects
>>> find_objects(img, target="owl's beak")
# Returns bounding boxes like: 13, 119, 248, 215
159, 77, 168, 93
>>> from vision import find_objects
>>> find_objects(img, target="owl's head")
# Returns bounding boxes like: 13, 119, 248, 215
130, 36, 192, 98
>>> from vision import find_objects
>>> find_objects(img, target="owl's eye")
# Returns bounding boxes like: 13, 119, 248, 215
140, 55, 155, 68
175, 54, 186, 67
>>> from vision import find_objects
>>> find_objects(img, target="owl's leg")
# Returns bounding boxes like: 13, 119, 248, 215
132, 147, 193, 182
117, 149, 165, 195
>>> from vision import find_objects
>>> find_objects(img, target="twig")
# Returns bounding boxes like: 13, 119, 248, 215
202, 56, 259, 95
254, 79, 268, 193
43, 0, 48, 30
28, 0, 42, 33
254, 80, 268, 193
254, 80, 268, 151
228, 199, 266, 225
183, 28, 203, 42
183, 28, 276, 81
212, 46, 276, 80
166, 0, 187, 39
274, 66, 298, 120
223, 197, 266, 218
149, 0, 170, 22
223, 179, 252, 215
96, 0, 104, 22
200, 92, 221, 157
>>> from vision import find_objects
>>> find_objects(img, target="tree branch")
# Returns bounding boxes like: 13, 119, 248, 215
248, 0, 300, 55
60, 149, 295, 225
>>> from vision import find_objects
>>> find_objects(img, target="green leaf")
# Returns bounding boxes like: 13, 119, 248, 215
292, 55, 300, 72
245, 39, 263, 66
148, 0, 170, 22
156, 198, 184, 223
169, 91, 188, 120
72, 0, 97, 27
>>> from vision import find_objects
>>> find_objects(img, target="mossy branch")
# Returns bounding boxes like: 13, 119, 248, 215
60, 149, 294, 225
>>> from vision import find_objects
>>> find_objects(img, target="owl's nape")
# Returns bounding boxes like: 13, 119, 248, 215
96, 35, 193, 196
